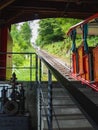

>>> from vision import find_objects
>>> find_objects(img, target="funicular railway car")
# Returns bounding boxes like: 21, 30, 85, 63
67, 13, 98, 91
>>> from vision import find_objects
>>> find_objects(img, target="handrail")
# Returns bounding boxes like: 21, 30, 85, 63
0, 52, 37, 81
38, 82, 61, 130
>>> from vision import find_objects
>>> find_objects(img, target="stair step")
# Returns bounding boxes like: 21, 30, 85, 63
40, 82, 95, 130
42, 118, 93, 129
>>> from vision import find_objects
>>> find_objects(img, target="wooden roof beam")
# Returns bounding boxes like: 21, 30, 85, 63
41, 0, 98, 4
0, 0, 15, 10
6, 10, 24, 24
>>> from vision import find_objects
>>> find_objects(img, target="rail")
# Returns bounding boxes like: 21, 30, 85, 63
0, 52, 38, 81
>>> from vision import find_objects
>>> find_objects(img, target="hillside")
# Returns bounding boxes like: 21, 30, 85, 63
41, 40, 71, 66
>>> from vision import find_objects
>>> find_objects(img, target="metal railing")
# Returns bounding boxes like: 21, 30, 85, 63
37, 82, 61, 130
37, 60, 60, 130
0, 52, 38, 81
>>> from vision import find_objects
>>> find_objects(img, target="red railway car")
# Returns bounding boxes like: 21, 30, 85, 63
0, 27, 13, 80
67, 13, 98, 91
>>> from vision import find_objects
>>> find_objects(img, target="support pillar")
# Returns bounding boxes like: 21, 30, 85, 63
36, 54, 38, 82
0, 27, 8, 80
37, 86, 42, 130
48, 69, 53, 130
39, 59, 42, 82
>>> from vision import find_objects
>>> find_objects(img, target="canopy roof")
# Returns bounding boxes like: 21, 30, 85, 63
1, 0, 98, 26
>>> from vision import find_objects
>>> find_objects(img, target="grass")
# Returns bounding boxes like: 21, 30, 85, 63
42, 41, 71, 66
12, 54, 56, 81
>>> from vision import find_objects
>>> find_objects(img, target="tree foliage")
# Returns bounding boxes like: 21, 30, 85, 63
11, 22, 32, 52
36, 18, 81, 46
36, 18, 64, 46
20, 22, 32, 46
11, 22, 33, 66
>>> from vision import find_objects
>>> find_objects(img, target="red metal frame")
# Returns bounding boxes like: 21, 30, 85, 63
0, 27, 8, 80
71, 73, 98, 91
67, 13, 98, 35
67, 12, 98, 91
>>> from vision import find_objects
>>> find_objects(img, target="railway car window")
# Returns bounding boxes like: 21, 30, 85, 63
69, 18, 98, 49
87, 18, 98, 47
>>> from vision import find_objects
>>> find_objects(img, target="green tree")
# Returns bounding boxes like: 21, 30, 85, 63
20, 22, 31, 44
36, 18, 81, 46
19, 22, 32, 51
36, 18, 64, 46
11, 22, 33, 52
11, 24, 20, 43
11, 22, 33, 66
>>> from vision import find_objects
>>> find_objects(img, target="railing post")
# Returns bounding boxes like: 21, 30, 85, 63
48, 69, 53, 130
37, 55, 42, 130
30, 53, 32, 82
39, 59, 42, 82
37, 85, 42, 130
36, 54, 38, 82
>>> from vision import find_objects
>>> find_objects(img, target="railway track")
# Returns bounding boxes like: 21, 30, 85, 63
37, 49, 98, 129
37, 50, 74, 81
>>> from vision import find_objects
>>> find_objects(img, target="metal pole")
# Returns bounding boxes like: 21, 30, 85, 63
37, 86, 42, 130
36, 54, 38, 82
38, 58, 42, 130
48, 69, 52, 130
39, 90, 42, 130
39, 59, 42, 82
30, 54, 32, 82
